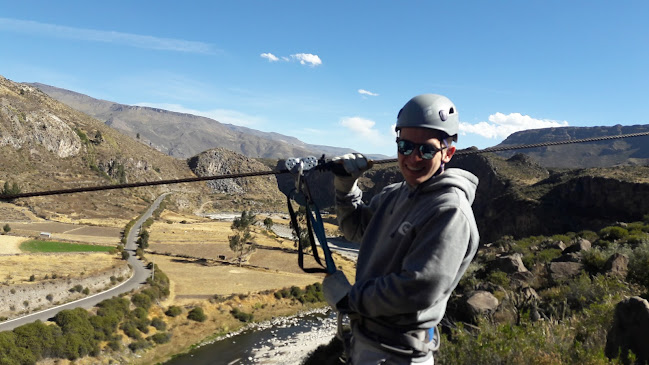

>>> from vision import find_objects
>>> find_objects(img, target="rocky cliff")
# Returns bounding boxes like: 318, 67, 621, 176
0, 75, 209, 219
188, 148, 286, 211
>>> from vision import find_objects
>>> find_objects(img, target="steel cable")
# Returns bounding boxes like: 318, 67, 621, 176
2, 131, 648, 200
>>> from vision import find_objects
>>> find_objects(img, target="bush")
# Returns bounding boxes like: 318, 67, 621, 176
151, 317, 166, 331
120, 321, 142, 340
627, 243, 649, 287
165, 306, 182, 317
188, 307, 207, 322
69, 284, 83, 293
486, 270, 510, 287
149, 332, 172, 344
128, 339, 150, 352
230, 308, 253, 323
599, 226, 629, 241
3, 223, 10, 233
131, 293, 152, 309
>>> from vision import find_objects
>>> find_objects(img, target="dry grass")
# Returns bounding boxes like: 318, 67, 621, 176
0, 235, 28, 254
0, 252, 121, 285
148, 211, 356, 304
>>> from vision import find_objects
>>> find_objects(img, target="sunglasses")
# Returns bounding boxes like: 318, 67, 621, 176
396, 139, 446, 160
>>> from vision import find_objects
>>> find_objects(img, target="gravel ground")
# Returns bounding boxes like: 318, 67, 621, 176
249, 310, 339, 364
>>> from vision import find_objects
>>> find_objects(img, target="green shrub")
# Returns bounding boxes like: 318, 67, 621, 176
486, 270, 510, 287
230, 308, 253, 323
131, 293, 152, 309
151, 317, 166, 331
599, 226, 629, 241
188, 307, 207, 322
626, 233, 649, 246
128, 339, 150, 352
627, 243, 649, 287
165, 306, 182, 317
149, 332, 172, 344
120, 321, 142, 340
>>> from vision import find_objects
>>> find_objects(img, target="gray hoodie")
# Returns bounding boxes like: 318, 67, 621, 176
336, 168, 479, 330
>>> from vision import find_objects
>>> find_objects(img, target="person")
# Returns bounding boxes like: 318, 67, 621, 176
323, 93, 480, 364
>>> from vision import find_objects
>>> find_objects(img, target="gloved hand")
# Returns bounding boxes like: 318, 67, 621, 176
322, 270, 352, 309
331, 153, 370, 192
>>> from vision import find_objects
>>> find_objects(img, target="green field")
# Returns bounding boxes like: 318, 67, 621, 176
20, 240, 115, 253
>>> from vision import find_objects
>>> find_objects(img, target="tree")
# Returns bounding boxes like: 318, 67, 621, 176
137, 229, 149, 249
229, 211, 257, 267
3, 224, 10, 234
263, 217, 274, 231
1, 181, 21, 197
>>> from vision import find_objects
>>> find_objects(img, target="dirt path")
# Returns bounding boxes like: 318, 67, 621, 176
0, 235, 27, 254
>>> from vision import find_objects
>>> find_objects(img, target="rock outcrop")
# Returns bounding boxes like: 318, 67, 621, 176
605, 296, 649, 364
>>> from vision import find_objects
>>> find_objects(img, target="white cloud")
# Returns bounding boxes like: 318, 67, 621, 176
261, 52, 323, 67
290, 53, 322, 67
340, 117, 391, 146
459, 112, 569, 139
358, 89, 379, 97
134, 102, 263, 126
260, 52, 279, 62
0, 17, 215, 54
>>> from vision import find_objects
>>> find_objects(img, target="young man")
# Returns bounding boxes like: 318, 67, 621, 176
323, 94, 480, 364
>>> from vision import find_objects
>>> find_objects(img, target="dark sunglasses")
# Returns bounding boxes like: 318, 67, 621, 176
396, 139, 446, 160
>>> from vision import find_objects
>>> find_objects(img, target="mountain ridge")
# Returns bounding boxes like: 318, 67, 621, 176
27, 83, 380, 160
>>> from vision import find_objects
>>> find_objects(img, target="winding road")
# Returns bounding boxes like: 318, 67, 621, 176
0, 193, 168, 332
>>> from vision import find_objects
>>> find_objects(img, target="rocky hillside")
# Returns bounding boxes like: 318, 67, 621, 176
28, 83, 361, 160
0, 75, 210, 219
448, 151, 649, 242
319, 149, 649, 244
494, 124, 649, 168
188, 148, 286, 211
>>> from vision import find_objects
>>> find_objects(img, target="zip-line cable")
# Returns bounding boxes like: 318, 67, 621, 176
1, 130, 648, 200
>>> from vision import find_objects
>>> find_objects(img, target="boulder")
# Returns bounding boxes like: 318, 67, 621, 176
604, 253, 629, 277
492, 254, 528, 274
605, 296, 649, 364
549, 261, 583, 282
553, 252, 582, 263
466, 290, 499, 320
547, 240, 567, 251
563, 238, 592, 254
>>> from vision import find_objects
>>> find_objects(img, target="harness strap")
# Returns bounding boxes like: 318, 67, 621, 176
355, 316, 439, 358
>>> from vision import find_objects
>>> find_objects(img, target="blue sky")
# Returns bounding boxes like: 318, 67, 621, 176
1, 1, 647, 157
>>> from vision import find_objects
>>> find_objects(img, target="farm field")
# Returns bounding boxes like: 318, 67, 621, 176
148, 211, 356, 305
4, 221, 122, 245
19, 240, 115, 253
0, 252, 121, 285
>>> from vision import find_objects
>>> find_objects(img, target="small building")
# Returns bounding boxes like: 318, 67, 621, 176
40, 232, 51, 238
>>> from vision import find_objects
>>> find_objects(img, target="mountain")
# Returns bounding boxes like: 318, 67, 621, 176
28, 83, 369, 160
0, 75, 214, 220
493, 124, 649, 168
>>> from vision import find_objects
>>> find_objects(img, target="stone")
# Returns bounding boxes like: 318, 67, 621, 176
563, 238, 592, 254
604, 253, 629, 277
492, 254, 528, 274
549, 261, 583, 282
605, 296, 649, 364
466, 290, 499, 319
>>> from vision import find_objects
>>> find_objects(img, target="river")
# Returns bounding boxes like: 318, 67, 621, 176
165, 309, 338, 365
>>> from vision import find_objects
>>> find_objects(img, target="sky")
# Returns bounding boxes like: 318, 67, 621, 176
0, 1, 647, 157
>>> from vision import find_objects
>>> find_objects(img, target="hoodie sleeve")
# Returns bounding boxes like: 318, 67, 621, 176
335, 184, 386, 243
348, 204, 473, 318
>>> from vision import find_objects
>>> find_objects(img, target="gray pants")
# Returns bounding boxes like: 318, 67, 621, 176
349, 333, 434, 365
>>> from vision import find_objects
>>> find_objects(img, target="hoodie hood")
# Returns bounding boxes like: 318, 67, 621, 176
419, 168, 478, 205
